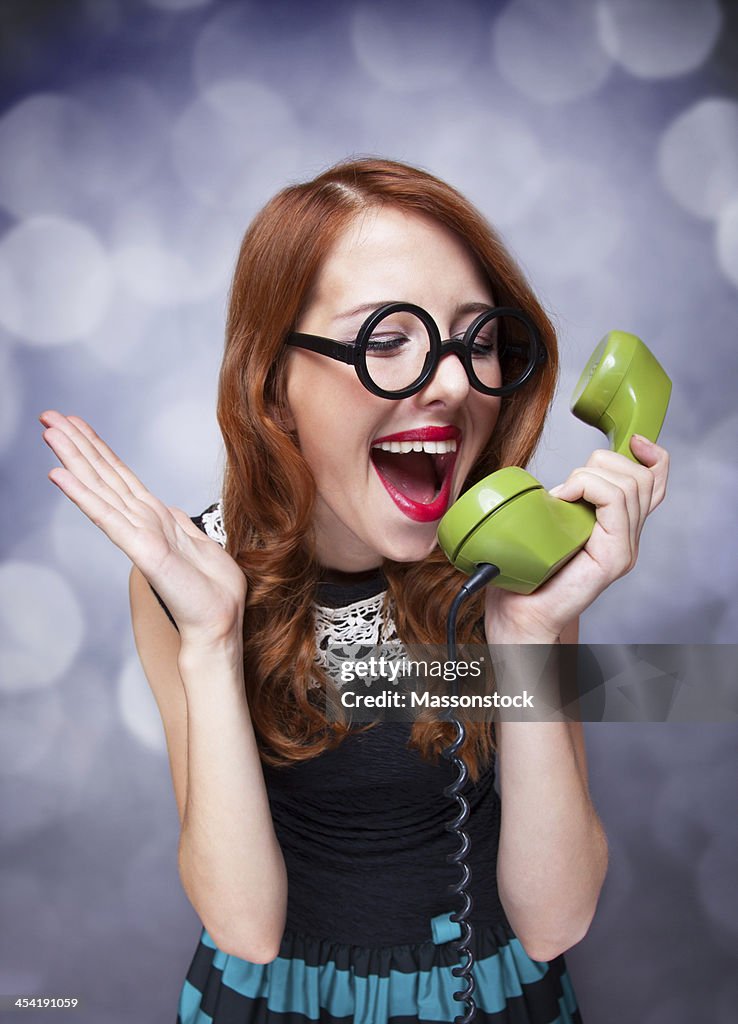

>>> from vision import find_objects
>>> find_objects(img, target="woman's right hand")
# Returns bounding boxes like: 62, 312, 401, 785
40, 410, 247, 649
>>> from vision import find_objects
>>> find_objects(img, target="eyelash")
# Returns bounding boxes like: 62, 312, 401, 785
365, 335, 408, 353
469, 334, 498, 355
364, 333, 499, 354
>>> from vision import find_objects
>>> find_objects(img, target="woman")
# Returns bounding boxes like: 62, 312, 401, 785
40, 158, 669, 1023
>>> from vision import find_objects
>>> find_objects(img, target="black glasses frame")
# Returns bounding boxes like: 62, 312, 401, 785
286, 301, 547, 400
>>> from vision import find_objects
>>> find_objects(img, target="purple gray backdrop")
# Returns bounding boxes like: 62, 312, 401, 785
1, 1, 736, 1022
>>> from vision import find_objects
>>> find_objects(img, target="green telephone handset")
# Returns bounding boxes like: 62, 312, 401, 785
437, 331, 672, 594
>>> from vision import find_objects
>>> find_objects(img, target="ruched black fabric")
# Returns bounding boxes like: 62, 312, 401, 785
264, 718, 507, 946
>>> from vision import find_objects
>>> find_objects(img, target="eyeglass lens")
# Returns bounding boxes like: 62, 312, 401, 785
363, 309, 534, 395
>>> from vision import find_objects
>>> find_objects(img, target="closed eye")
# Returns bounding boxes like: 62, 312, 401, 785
449, 331, 498, 357
471, 334, 498, 357
365, 334, 412, 355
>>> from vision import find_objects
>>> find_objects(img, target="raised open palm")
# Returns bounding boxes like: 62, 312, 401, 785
40, 410, 246, 646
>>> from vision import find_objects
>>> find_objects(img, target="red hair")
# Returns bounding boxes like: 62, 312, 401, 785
217, 158, 558, 781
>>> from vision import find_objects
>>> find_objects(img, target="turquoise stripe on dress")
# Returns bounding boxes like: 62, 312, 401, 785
178, 978, 213, 1023
205, 924, 553, 1022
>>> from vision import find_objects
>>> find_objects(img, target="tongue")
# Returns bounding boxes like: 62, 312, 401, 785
372, 449, 438, 504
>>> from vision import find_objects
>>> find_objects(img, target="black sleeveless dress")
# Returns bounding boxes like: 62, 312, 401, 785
151, 504, 582, 1024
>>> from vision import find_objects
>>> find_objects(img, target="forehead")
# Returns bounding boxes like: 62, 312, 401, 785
309, 205, 493, 314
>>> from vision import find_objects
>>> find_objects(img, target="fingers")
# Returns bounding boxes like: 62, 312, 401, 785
551, 469, 636, 573
41, 412, 187, 570
575, 466, 641, 549
629, 435, 670, 511
66, 414, 151, 500
46, 462, 147, 557
39, 410, 170, 523
555, 446, 664, 518
42, 418, 131, 515
587, 440, 670, 517
41, 410, 136, 503
585, 450, 654, 542
548, 441, 671, 578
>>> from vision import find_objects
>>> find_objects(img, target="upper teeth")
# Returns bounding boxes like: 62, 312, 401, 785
372, 439, 457, 454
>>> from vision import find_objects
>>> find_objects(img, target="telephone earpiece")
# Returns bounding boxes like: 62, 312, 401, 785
437, 331, 672, 594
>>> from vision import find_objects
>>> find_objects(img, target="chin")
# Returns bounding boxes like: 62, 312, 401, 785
376, 523, 441, 565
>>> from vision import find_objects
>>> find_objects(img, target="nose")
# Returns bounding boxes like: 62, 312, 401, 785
416, 350, 471, 407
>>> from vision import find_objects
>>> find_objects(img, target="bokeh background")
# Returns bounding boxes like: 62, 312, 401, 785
1, 0, 737, 1021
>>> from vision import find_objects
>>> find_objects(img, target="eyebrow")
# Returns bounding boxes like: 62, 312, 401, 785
333, 300, 497, 323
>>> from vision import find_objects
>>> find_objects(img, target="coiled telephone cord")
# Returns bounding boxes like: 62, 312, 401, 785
441, 562, 500, 1024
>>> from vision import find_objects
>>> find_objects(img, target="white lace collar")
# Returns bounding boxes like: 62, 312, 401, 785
199, 502, 402, 683
201, 502, 227, 547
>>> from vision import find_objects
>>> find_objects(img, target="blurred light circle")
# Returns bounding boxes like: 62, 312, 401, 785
117, 654, 166, 753
686, 415, 738, 608
0, 93, 98, 219
193, 3, 341, 102
171, 79, 299, 209
72, 75, 169, 198
0, 83, 166, 219
597, 0, 722, 79
0, 666, 115, 843
80, 292, 155, 373
114, 244, 197, 308
300, 84, 429, 171
0, 562, 85, 693
193, 4, 259, 89
351, 0, 483, 93
0, 345, 22, 455
493, 0, 612, 104
658, 99, 738, 221
423, 113, 545, 228
0, 217, 113, 345
509, 160, 623, 281
716, 198, 738, 289
145, 394, 222, 484
109, 191, 242, 308
87, 296, 224, 388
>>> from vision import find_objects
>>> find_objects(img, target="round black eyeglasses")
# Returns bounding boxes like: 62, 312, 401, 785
286, 302, 546, 400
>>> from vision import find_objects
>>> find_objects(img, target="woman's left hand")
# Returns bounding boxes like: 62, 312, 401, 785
484, 435, 670, 642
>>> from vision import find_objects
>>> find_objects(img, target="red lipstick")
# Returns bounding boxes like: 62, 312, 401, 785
373, 425, 461, 445
370, 426, 461, 523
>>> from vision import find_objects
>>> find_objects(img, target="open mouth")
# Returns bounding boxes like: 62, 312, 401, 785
370, 427, 461, 523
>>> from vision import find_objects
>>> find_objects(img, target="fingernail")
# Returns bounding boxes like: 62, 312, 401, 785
549, 484, 565, 496
632, 434, 654, 446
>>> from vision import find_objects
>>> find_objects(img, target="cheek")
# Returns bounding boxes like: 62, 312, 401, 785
469, 396, 501, 452
286, 358, 378, 468
286, 356, 338, 438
